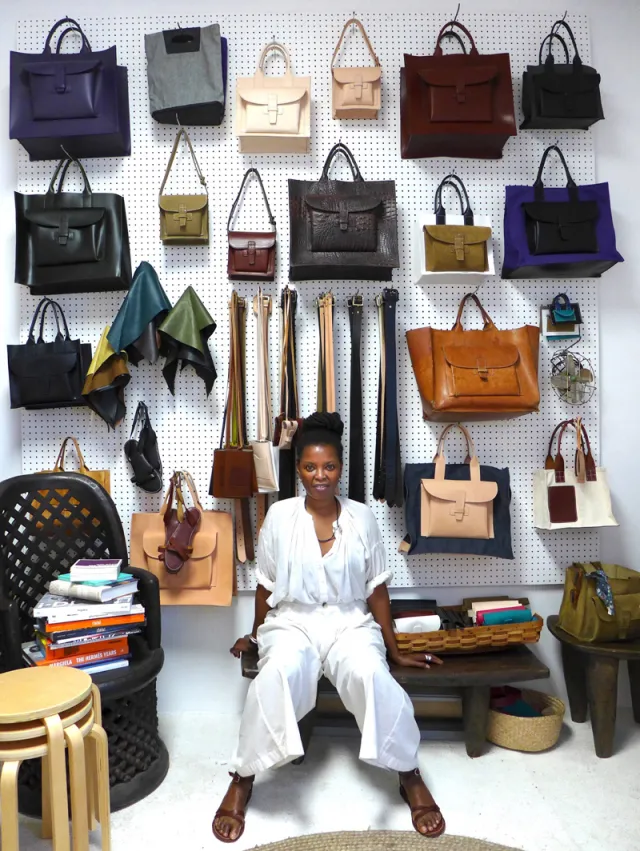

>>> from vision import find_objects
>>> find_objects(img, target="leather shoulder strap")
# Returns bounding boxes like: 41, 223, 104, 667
159, 128, 207, 196
228, 168, 276, 233
331, 18, 380, 68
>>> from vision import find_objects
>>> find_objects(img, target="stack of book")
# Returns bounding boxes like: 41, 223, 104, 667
22, 559, 145, 674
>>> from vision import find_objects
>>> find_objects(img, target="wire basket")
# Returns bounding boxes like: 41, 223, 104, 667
486, 688, 566, 752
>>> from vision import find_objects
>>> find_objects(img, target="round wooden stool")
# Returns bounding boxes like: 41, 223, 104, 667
0, 667, 111, 851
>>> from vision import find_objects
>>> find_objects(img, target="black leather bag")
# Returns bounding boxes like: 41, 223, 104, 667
7, 298, 92, 409
522, 145, 599, 255
521, 20, 604, 130
288, 142, 399, 281
15, 156, 132, 295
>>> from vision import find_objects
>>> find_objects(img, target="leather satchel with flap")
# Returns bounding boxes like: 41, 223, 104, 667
331, 18, 381, 119
228, 169, 276, 281
558, 562, 640, 643
159, 127, 209, 245
424, 175, 491, 272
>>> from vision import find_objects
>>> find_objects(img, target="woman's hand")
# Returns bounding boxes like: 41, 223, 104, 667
229, 635, 255, 658
390, 650, 444, 670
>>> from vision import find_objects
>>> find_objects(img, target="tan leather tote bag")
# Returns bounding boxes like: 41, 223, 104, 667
331, 18, 381, 119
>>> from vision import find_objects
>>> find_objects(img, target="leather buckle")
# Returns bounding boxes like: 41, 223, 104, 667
338, 201, 350, 231
265, 93, 283, 125
455, 79, 466, 103
349, 75, 366, 100
454, 233, 465, 261
55, 213, 71, 246
54, 66, 67, 94
174, 205, 193, 228
243, 240, 257, 266
475, 357, 489, 380
450, 491, 468, 521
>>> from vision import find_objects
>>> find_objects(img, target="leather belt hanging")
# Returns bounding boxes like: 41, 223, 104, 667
316, 292, 336, 413
374, 288, 402, 506
251, 289, 278, 532
274, 286, 302, 500
348, 293, 365, 503
373, 293, 386, 501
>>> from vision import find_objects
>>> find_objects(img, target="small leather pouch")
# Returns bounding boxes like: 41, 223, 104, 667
548, 485, 578, 524
551, 293, 578, 324
211, 447, 257, 499
159, 127, 209, 245
424, 175, 491, 272
331, 19, 381, 119
227, 169, 276, 281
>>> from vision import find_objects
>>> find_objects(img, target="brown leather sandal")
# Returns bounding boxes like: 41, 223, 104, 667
212, 773, 254, 844
399, 778, 446, 839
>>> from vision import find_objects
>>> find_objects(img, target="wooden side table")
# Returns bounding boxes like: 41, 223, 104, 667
547, 614, 640, 758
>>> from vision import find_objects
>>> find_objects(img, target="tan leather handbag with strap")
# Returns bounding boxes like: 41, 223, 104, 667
331, 18, 382, 119
159, 127, 209, 245
406, 293, 540, 421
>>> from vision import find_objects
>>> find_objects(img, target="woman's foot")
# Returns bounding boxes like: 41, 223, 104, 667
212, 773, 255, 843
399, 768, 446, 838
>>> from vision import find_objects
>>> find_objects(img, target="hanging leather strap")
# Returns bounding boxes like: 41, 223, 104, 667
434, 20, 479, 56
331, 18, 380, 67
434, 175, 475, 226
551, 19, 584, 65
534, 145, 578, 203
228, 168, 276, 234
254, 288, 273, 532
316, 293, 336, 413
382, 288, 402, 507
539, 31, 570, 65
276, 287, 300, 500
159, 127, 207, 197
373, 293, 386, 501
348, 294, 365, 503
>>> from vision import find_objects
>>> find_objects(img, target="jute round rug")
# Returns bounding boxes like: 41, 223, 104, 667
249, 831, 523, 851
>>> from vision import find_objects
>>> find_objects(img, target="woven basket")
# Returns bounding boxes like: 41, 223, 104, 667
486, 688, 566, 752
395, 614, 543, 655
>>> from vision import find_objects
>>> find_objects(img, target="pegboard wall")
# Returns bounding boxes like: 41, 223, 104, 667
16, 12, 603, 589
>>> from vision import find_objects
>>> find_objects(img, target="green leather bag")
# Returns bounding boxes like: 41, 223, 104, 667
558, 562, 640, 643
424, 175, 491, 273
159, 128, 209, 245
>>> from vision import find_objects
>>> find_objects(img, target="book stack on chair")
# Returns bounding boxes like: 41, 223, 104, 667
22, 559, 145, 674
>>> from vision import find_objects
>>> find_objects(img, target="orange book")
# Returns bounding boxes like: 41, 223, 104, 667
39, 636, 129, 662
22, 641, 130, 668
42, 612, 145, 635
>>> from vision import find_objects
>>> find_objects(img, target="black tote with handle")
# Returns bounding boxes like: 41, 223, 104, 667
7, 298, 92, 409
15, 156, 132, 295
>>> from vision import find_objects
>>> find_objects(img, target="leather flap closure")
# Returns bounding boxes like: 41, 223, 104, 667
228, 232, 276, 250
159, 195, 208, 214
417, 65, 498, 88
24, 59, 102, 78
9, 352, 78, 379
421, 478, 498, 505
523, 201, 599, 225
305, 195, 382, 215
443, 344, 519, 370
237, 86, 307, 107
424, 224, 491, 246
539, 71, 601, 94
25, 208, 105, 229
332, 67, 381, 85
142, 525, 218, 562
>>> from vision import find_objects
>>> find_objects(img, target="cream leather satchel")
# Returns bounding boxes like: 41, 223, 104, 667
421, 424, 498, 539
236, 42, 310, 153
331, 18, 381, 119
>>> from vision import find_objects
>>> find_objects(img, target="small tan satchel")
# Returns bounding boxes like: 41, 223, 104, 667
331, 18, 381, 119
421, 424, 497, 539
159, 128, 209, 245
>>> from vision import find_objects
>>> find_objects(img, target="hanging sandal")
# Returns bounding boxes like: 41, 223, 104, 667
158, 473, 201, 573
124, 401, 163, 493
399, 771, 446, 839
212, 772, 254, 843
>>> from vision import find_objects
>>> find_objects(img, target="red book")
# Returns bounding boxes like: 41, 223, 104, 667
476, 605, 524, 625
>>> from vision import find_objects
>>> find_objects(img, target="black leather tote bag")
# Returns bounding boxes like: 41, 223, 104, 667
288, 142, 399, 281
15, 156, 132, 295
7, 298, 92, 409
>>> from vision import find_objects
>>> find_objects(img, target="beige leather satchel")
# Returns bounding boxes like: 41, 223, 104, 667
421, 424, 497, 539
331, 19, 381, 119
159, 128, 209, 245
236, 42, 310, 153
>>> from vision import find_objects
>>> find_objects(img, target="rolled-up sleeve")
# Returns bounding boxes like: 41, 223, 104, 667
255, 513, 276, 592
365, 519, 392, 597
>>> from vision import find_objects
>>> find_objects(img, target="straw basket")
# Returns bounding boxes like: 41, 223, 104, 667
486, 688, 566, 752
395, 614, 543, 655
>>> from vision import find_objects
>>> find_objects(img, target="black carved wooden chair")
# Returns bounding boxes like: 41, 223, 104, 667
0, 472, 169, 814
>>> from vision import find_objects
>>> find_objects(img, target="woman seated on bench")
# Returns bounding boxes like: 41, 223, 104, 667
213, 412, 445, 843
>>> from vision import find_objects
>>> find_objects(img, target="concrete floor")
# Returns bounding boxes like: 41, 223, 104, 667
12, 710, 640, 851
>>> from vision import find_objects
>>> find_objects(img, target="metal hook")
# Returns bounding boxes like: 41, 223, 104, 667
175, 112, 182, 127
448, 3, 461, 32
60, 144, 72, 159
562, 9, 568, 21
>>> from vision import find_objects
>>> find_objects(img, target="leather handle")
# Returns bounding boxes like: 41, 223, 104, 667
54, 26, 91, 54
159, 127, 207, 197
320, 142, 363, 182
434, 175, 474, 226
46, 157, 92, 198
227, 168, 276, 233
27, 298, 53, 343
54, 436, 89, 474
434, 21, 479, 56
331, 18, 380, 68
37, 299, 70, 343
551, 19, 583, 66
178, 470, 204, 512
539, 31, 570, 65
452, 293, 495, 331
257, 42, 292, 76
43, 17, 91, 54
552, 293, 572, 311
534, 145, 578, 203
433, 424, 478, 481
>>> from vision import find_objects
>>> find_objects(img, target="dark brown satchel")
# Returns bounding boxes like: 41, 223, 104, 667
401, 20, 517, 160
227, 168, 276, 281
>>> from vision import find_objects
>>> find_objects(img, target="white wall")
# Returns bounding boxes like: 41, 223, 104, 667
1, 0, 638, 715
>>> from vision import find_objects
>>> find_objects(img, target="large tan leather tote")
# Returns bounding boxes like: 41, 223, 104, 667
236, 42, 310, 154
406, 293, 540, 421
331, 18, 381, 119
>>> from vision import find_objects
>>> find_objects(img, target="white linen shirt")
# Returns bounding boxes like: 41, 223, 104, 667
255, 496, 392, 608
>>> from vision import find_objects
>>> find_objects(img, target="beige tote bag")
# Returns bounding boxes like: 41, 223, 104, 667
331, 18, 381, 119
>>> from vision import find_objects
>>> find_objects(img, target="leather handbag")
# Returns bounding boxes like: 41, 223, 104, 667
421, 424, 497, 539
331, 18, 381, 119
533, 418, 618, 530
10, 17, 130, 160
227, 169, 276, 281
7, 298, 91, 410
503, 145, 623, 279
401, 20, 517, 159
145, 23, 227, 125
558, 562, 640, 643
521, 20, 604, 131
236, 42, 311, 154
130, 470, 234, 606
159, 128, 209, 245
551, 293, 578, 324
288, 142, 399, 281
15, 156, 132, 295
423, 175, 491, 273
406, 293, 541, 422
250, 290, 279, 493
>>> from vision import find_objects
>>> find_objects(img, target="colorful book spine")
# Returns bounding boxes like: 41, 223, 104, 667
38, 636, 129, 662
42, 612, 146, 635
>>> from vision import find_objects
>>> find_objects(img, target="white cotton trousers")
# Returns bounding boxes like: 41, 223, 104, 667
232, 601, 421, 777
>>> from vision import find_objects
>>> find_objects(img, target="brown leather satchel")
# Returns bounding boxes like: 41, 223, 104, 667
159, 127, 209, 245
406, 293, 540, 421
227, 169, 276, 281
331, 18, 381, 119
401, 20, 517, 160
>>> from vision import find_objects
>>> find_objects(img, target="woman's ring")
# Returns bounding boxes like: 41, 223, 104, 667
425, 653, 432, 663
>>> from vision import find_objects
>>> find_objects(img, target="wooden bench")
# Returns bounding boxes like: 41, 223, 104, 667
241, 645, 549, 758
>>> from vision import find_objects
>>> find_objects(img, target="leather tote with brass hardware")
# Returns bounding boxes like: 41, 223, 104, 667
130, 470, 234, 606
159, 127, 208, 245
250, 290, 279, 493
15, 156, 132, 295
401, 20, 517, 160
331, 18, 381, 119
289, 142, 399, 281
558, 562, 640, 643
521, 20, 604, 131
533, 418, 617, 530
424, 175, 491, 273
236, 42, 310, 154
406, 292, 540, 421
228, 169, 276, 281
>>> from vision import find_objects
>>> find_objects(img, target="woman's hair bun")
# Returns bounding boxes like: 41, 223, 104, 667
302, 411, 344, 438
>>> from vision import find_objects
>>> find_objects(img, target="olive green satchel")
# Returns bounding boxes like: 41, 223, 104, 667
424, 175, 491, 273
558, 561, 640, 643
159, 127, 209, 245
